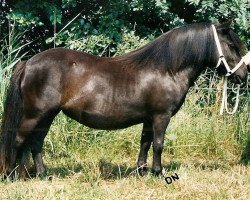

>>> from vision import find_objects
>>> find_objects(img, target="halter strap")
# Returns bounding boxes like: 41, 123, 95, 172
211, 24, 250, 76
211, 24, 249, 115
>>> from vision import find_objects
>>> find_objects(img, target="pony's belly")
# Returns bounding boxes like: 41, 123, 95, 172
62, 109, 144, 130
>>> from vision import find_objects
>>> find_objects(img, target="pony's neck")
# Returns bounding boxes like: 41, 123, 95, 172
173, 65, 204, 88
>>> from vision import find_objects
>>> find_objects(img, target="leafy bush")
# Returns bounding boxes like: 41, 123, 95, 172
187, 0, 250, 46
1, 0, 249, 56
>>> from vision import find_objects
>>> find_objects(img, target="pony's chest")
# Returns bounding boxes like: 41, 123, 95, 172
140, 75, 189, 112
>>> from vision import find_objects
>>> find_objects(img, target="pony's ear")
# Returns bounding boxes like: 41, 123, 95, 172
215, 20, 233, 33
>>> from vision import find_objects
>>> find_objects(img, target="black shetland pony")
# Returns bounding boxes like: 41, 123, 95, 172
0, 22, 249, 178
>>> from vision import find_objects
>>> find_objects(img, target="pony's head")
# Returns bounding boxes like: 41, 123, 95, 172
214, 21, 249, 84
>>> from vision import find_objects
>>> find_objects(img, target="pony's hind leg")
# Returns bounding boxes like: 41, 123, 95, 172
17, 146, 30, 179
29, 111, 58, 177
30, 133, 46, 177
13, 110, 58, 178
8, 116, 40, 179
137, 119, 153, 176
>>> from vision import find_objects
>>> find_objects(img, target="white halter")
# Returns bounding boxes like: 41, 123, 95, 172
211, 25, 250, 115
211, 25, 250, 76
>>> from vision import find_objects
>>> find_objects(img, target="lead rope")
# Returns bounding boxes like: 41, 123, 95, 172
219, 76, 240, 115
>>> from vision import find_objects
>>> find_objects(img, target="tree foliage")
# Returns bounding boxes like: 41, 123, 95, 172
0, 0, 249, 56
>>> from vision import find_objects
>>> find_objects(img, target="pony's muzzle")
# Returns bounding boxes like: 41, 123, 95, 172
232, 65, 249, 85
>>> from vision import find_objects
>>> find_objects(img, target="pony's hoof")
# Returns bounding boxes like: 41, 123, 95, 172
138, 168, 148, 176
137, 165, 149, 176
1, 174, 8, 181
36, 171, 47, 179
151, 167, 162, 176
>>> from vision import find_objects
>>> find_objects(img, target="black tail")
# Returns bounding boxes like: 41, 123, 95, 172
0, 61, 26, 175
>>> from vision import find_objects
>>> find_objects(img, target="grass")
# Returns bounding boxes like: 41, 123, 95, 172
0, 164, 249, 200
0, 29, 249, 199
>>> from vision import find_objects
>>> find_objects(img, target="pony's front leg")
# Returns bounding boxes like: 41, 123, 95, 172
152, 113, 170, 175
137, 119, 153, 176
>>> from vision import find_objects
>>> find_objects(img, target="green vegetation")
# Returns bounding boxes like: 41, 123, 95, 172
1, 0, 250, 55
0, 0, 249, 199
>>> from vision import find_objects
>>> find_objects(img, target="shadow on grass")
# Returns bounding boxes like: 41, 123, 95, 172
27, 158, 245, 180
41, 163, 85, 178
164, 160, 231, 171
163, 161, 182, 171
98, 159, 136, 179
43, 160, 184, 180
43, 160, 137, 180
193, 161, 229, 170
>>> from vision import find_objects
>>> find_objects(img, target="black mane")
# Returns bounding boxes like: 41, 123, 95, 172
115, 23, 216, 72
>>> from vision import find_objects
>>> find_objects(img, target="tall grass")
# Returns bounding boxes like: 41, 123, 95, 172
0, 26, 29, 111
